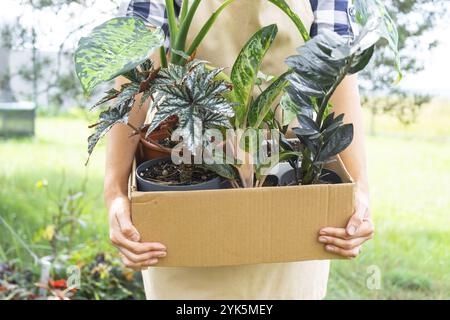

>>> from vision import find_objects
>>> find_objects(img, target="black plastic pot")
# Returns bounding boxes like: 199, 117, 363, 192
278, 168, 343, 186
136, 157, 222, 192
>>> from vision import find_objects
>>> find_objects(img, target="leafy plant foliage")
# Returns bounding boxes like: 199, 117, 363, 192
86, 59, 156, 160
146, 60, 235, 154
285, 0, 400, 184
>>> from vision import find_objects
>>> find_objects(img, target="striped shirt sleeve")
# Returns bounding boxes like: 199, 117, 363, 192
123, 0, 182, 48
309, 0, 357, 39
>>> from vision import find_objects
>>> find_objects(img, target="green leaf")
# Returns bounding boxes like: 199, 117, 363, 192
172, 0, 202, 63
231, 24, 278, 126
248, 73, 289, 128
279, 93, 312, 126
75, 17, 164, 95
90, 88, 119, 110
165, 0, 179, 49
268, 0, 310, 42
87, 100, 133, 161
186, 0, 237, 57
148, 61, 234, 154
202, 164, 236, 180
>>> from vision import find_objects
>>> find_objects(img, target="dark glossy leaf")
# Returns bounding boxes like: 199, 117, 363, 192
293, 114, 320, 136
317, 124, 354, 161
321, 113, 344, 131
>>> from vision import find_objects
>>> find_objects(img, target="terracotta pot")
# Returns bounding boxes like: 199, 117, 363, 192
137, 116, 178, 162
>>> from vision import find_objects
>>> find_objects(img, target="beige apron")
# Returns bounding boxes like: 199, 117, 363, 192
142, 0, 330, 300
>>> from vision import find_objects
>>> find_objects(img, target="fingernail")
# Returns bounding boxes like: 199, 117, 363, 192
318, 236, 327, 243
325, 245, 334, 252
319, 230, 327, 235
347, 225, 356, 236
157, 252, 167, 257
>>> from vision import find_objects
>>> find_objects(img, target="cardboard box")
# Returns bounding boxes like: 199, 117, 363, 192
130, 157, 356, 267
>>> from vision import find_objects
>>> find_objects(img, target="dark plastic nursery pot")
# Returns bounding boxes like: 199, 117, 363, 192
136, 157, 223, 192
278, 168, 343, 186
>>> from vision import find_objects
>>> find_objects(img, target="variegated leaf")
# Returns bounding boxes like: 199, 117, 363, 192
231, 25, 278, 126
87, 100, 133, 160
75, 17, 164, 95
248, 73, 289, 128
148, 61, 234, 154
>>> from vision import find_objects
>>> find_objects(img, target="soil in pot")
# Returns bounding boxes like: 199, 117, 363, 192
136, 157, 223, 192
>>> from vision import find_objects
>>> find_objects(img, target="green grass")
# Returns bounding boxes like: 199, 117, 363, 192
0, 116, 108, 264
1, 101, 449, 299
327, 100, 450, 299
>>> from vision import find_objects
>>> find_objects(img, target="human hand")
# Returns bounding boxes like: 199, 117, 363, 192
318, 188, 374, 258
108, 196, 166, 270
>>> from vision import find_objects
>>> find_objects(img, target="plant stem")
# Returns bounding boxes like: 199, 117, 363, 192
159, 46, 168, 68
172, 0, 202, 64
165, 0, 179, 50
268, 0, 310, 42
180, 0, 189, 23
186, 0, 236, 57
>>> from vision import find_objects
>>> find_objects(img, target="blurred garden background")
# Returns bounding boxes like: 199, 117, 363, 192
0, 0, 449, 300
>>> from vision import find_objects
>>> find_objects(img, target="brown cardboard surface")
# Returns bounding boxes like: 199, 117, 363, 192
130, 157, 356, 267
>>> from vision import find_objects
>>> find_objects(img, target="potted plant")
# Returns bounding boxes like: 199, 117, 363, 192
202, 0, 402, 189
75, 0, 400, 192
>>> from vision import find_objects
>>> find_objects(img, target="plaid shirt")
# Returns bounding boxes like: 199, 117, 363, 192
119, 0, 357, 47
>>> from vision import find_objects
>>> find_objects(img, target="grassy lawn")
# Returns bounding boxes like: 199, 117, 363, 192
328, 100, 450, 299
1, 101, 449, 299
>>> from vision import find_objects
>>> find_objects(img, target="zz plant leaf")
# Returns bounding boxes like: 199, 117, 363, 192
285, 0, 400, 184
75, 17, 164, 95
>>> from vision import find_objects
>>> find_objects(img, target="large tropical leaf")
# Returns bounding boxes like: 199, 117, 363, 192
268, 0, 309, 41
231, 25, 278, 126
248, 73, 289, 128
75, 17, 164, 95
